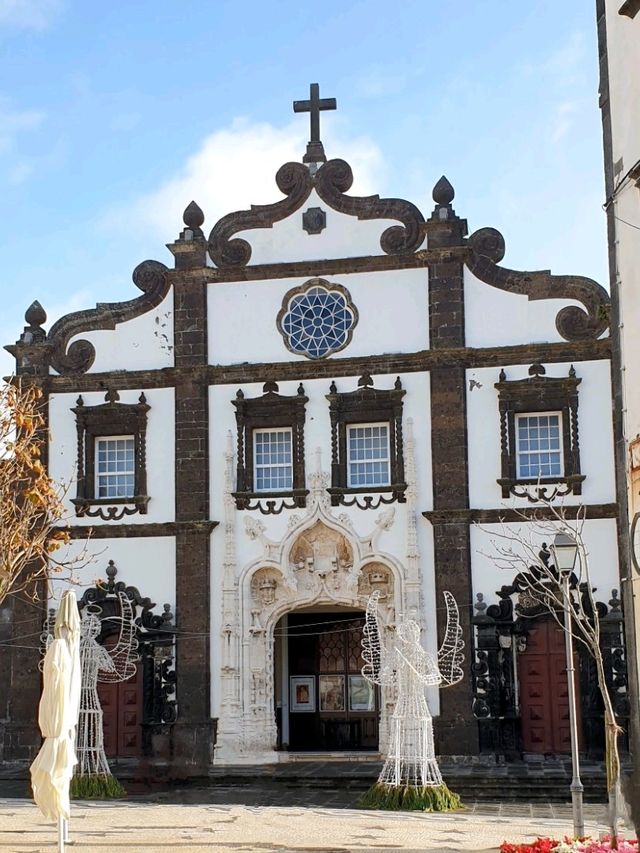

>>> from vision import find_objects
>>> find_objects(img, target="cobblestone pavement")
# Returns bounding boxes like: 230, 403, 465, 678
0, 795, 629, 853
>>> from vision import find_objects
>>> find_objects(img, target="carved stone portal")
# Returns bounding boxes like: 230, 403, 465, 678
214, 457, 404, 764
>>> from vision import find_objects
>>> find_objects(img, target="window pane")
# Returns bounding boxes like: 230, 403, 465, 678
516, 414, 563, 479
253, 429, 293, 492
347, 424, 390, 487
95, 437, 136, 498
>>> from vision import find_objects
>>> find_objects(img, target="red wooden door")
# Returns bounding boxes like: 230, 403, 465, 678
519, 619, 578, 754
97, 666, 143, 758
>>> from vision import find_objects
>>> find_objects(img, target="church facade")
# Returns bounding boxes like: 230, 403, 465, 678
1, 87, 627, 770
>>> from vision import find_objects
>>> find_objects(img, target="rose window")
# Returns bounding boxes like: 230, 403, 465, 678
277, 279, 358, 360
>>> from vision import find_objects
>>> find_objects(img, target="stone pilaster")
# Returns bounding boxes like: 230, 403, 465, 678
170, 215, 216, 768
1, 303, 52, 762
426, 182, 479, 755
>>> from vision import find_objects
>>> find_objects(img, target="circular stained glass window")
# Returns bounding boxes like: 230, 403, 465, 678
277, 278, 358, 360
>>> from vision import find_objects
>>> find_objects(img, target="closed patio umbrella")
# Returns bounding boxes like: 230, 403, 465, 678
30, 590, 81, 853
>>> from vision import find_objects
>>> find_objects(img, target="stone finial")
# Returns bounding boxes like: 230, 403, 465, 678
178, 200, 205, 243
25, 300, 47, 328
16, 299, 48, 345
106, 559, 118, 592
528, 363, 546, 377
105, 388, 120, 403
358, 372, 374, 388
183, 200, 204, 230
297, 383, 305, 396
432, 175, 455, 206
263, 380, 279, 394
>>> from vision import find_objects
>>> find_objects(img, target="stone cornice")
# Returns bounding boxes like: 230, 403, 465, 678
42, 337, 612, 393
63, 520, 219, 540
422, 504, 618, 524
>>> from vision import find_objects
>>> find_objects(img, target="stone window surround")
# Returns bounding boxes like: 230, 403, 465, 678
232, 381, 309, 512
326, 373, 406, 509
495, 364, 584, 501
72, 389, 150, 520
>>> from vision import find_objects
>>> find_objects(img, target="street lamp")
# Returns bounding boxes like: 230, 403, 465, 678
551, 531, 585, 839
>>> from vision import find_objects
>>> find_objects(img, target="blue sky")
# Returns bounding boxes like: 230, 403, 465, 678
0, 0, 606, 375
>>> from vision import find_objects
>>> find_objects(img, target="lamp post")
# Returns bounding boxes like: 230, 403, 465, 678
551, 531, 585, 840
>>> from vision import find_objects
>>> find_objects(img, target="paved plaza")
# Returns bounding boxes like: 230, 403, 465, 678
0, 792, 629, 853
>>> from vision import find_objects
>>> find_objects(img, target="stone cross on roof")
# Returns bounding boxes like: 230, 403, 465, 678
293, 83, 336, 165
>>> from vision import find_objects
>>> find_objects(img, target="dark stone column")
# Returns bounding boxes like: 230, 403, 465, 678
171, 230, 215, 770
1, 307, 52, 763
426, 185, 479, 755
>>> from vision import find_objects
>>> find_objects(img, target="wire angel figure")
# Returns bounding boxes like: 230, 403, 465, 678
360, 590, 464, 811
73, 593, 138, 795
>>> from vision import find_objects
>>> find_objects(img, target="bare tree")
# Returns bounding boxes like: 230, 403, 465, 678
0, 379, 86, 606
481, 503, 625, 848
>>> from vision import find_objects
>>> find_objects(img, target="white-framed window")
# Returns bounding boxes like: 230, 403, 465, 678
253, 428, 293, 492
347, 423, 390, 488
515, 413, 563, 479
95, 436, 136, 499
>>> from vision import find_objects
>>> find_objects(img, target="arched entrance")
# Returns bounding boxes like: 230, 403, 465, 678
274, 607, 379, 752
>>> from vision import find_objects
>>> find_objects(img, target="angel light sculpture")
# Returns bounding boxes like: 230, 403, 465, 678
72, 593, 138, 798
360, 589, 464, 811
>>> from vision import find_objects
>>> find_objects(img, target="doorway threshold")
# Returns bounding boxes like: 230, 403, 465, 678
281, 751, 381, 763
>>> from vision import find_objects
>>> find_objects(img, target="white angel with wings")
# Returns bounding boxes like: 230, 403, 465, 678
75, 593, 138, 779
361, 590, 464, 791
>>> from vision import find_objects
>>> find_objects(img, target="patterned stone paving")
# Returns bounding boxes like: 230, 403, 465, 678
0, 797, 628, 853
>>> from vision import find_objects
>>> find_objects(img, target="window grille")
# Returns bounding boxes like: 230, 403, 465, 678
95, 436, 136, 499
347, 423, 390, 488
253, 428, 293, 492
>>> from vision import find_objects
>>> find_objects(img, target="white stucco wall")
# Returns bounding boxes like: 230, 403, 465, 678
605, 4, 640, 444
464, 267, 603, 348
208, 267, 429, 365
470, 518, 620, 605
466, 360, 616, 509
49, 536, 176, 613
51, 290, 174, 375
227, 189, 427, 267
48, 387, 175, 525
208, 370, 438, 717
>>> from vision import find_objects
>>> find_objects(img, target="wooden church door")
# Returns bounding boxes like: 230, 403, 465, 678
97, 658, 144, 758
519, 618, 579, 754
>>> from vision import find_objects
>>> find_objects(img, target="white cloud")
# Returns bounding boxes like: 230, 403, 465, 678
0, 0, 63, 31
104, 117, 385, 243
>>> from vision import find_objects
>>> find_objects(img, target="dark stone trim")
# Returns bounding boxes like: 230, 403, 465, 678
325, 373, 406, 507
63, 520, 219, 539
422, 504, 619, 524
619, 0, 640, 17
495, 364, 583, 500
71, 389, 150, 518
207, 157, 425, 268
467, 228, 610, 342
171, 246, 466, 283
47, 261, 170, 375
172, 272, 213, 768
428, 231, 478, 755
43, 338, 612, 394
232, 381, 308, 510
